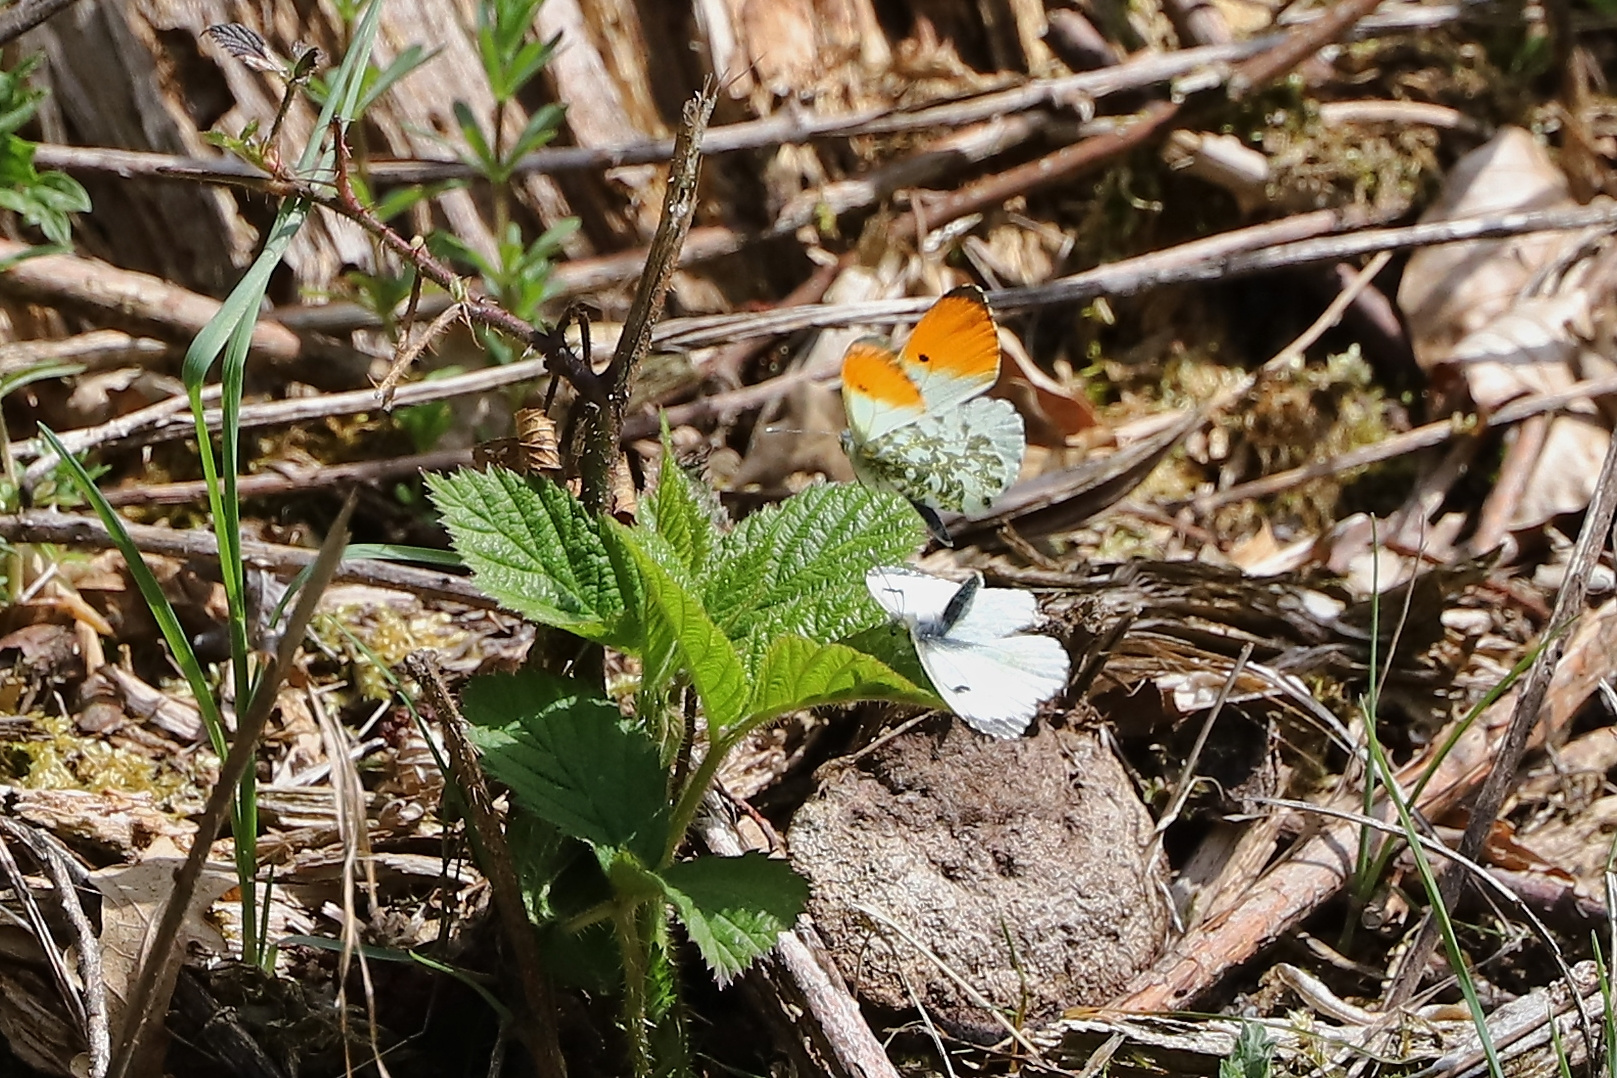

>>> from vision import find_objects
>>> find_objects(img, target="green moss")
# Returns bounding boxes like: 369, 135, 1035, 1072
316, 605, 469, 702
4, 713, 188, 799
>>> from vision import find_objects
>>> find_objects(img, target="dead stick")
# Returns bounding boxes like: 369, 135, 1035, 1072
41, 840, 109, 1078
103, 447, 470, 507
1113, 598, 1617, 1012
1187, 369, 1617, 512
30, 1, 1479, 190
324, 123, 601, 404
0, 0, 79, 45
108, 496, 355, 1078
0, 509, 496, 609
405, 651, 568, 1078
694, 796, 901, 1078
581, 86, 714, 512
0, 239, 306, 362
1227, 0, 1385, 97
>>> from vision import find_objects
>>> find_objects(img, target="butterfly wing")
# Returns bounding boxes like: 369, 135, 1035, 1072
865, 566, 964, 627
914, 633, 1071, 739
898, 285, 1002, 414
945, 583, 1041, 640
852, 397, 1024, 514
842, 339, 926, 444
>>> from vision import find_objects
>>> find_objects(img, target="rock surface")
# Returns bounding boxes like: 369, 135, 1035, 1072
787, 718, 1167, 1041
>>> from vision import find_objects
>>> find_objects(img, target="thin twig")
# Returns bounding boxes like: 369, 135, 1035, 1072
0, 823, 86, 1034
103, 447, 469, 507
41, 837, 109, 1078
28, 2, 1484, 189
404, 651, 567, 1078
1257, 796, 1600, 1068
1188, 369, 1617, 512
375, 300, 463, 410
1385, 394, 1617, 1023
15, 355, 541, 474
1147, 642, 1256, 872
20, 38, 1273, 188
325, 122, 601, 404
852, 902, 1046, 1062
0, 0, 78, 45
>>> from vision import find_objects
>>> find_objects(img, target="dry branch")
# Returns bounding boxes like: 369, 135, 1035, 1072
582, 86, 714, 510
405, 653, 566, 1078
0, 509, 494, 609
1389, 389, 1617, 1006
0, 0, 78, 45
0, 240, 309, 365
694, 797, 900, 1078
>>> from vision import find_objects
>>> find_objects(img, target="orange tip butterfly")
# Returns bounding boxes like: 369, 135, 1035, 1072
840, 286, 1025, 541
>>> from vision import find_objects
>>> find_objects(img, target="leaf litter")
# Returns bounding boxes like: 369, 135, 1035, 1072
4, 3, 1617, 1077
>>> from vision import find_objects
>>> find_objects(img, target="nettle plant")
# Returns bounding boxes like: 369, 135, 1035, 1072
428, 445, 940, 1065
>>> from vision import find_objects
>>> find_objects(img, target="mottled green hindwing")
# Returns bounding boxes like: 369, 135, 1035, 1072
848, 397, 1023, 514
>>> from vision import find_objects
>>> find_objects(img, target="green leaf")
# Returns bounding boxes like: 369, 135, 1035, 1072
642, 439, 719, 576
0, 360, 83, 401
428, 228, 498, 281
0, 241, 62, 272
504, 101, 564, 164
356, 44, 437, 114
371, 180, 454, 224
617, 526, 747, 732
746, 636, 929, 726
35, 427, 226, 752
1219, 1022, 1275, 1078
453, 100, 496, 174
0, 57, 44, 137
838, 619, 938, 704
660, 853, 808, 986
706, 484, 924, 645
429, 468, 637, 644
501, 36, 557, 100
463, 668, 669, 865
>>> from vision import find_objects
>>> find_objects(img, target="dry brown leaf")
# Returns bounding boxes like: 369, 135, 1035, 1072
1397, 127, 1578, 373
996, 331, 1099, 447
1437, 290, 1614, 530
91, 835, 235, 1071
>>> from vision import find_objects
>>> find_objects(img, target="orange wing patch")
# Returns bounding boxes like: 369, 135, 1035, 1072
842, 340, 924, 410
899, 285, 1001, 386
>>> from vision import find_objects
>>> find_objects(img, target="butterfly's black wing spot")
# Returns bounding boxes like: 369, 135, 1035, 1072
917, 352, 932, 364
939, 574, 982, 634
913, 501, 954, 546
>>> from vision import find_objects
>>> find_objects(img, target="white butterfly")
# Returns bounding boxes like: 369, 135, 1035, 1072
865, 566, 1070, 739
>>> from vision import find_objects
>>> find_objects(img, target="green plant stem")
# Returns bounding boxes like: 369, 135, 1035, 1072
612, 900, 652, 1078
662, 731, 732, 869
404, 651, 568, 1078
1363, 732, 1504, 1077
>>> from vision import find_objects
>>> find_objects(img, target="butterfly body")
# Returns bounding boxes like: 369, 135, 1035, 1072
840, 287, 1025, 521
866, 566, 1070, 739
